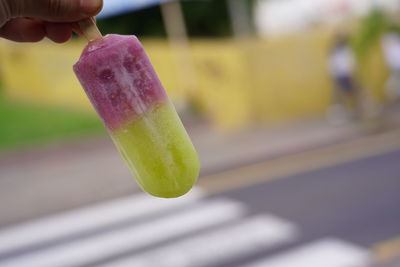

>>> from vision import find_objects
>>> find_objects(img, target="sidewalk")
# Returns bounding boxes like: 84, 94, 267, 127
373, 258, 400, 267
0, 111, 399, 228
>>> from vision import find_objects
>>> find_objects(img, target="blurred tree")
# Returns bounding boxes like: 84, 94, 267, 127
97, 5, 167, 37
181, 0, 231, 37
353, 9, 389, 61
97, 0, 255, 38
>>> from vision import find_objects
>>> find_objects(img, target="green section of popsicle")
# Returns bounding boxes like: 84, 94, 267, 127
111, 102, 200, 198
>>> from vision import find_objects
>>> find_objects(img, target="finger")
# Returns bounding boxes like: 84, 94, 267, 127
8, 0, 103, 22
0, 18, 45, 42
44, 22, 72, 43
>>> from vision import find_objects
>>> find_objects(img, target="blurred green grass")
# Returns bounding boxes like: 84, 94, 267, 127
0, 97, 104, 150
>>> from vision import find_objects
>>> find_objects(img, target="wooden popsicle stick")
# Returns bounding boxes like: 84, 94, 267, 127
78, 17, 102, 42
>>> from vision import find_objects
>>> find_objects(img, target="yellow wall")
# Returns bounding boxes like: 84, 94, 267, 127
0, 29, 388, 130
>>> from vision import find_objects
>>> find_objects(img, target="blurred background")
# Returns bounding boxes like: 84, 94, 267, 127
0, 0, 400, 266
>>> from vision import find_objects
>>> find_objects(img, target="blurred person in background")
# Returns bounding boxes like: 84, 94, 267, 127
327, 32, 361, 125
0, 0, 102, 43
381, 27, 400, 104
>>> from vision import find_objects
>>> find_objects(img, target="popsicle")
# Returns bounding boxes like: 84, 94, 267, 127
73, 19, 199, 198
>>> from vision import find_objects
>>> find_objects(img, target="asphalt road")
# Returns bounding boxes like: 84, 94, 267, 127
0, 129, 399, 267
213, 148, 400, 267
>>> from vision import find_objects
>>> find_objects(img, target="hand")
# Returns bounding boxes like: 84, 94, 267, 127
0, 0, 102, 43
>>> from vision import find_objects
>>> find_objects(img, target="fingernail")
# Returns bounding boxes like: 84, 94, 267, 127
80, 0, 102, 14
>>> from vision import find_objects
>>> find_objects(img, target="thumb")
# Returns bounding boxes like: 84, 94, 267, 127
7, 0, 102, 22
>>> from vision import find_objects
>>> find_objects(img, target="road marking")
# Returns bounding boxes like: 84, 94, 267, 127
98, 215, 300, 267
0, 188, 203, 257
244, 238, 371, 267
373, 236, 400, 263
200, 129, 400, 194
0, 198, 245, 267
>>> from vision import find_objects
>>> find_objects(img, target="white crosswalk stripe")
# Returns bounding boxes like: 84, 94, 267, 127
0, 189, 370, 267
97, 215, 300, 267
0, 188, 204, 256
0, 198, 245, 267
244, 238, 371, 267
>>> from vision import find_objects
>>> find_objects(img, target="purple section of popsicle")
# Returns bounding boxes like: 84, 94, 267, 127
74, 34, 168, 131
